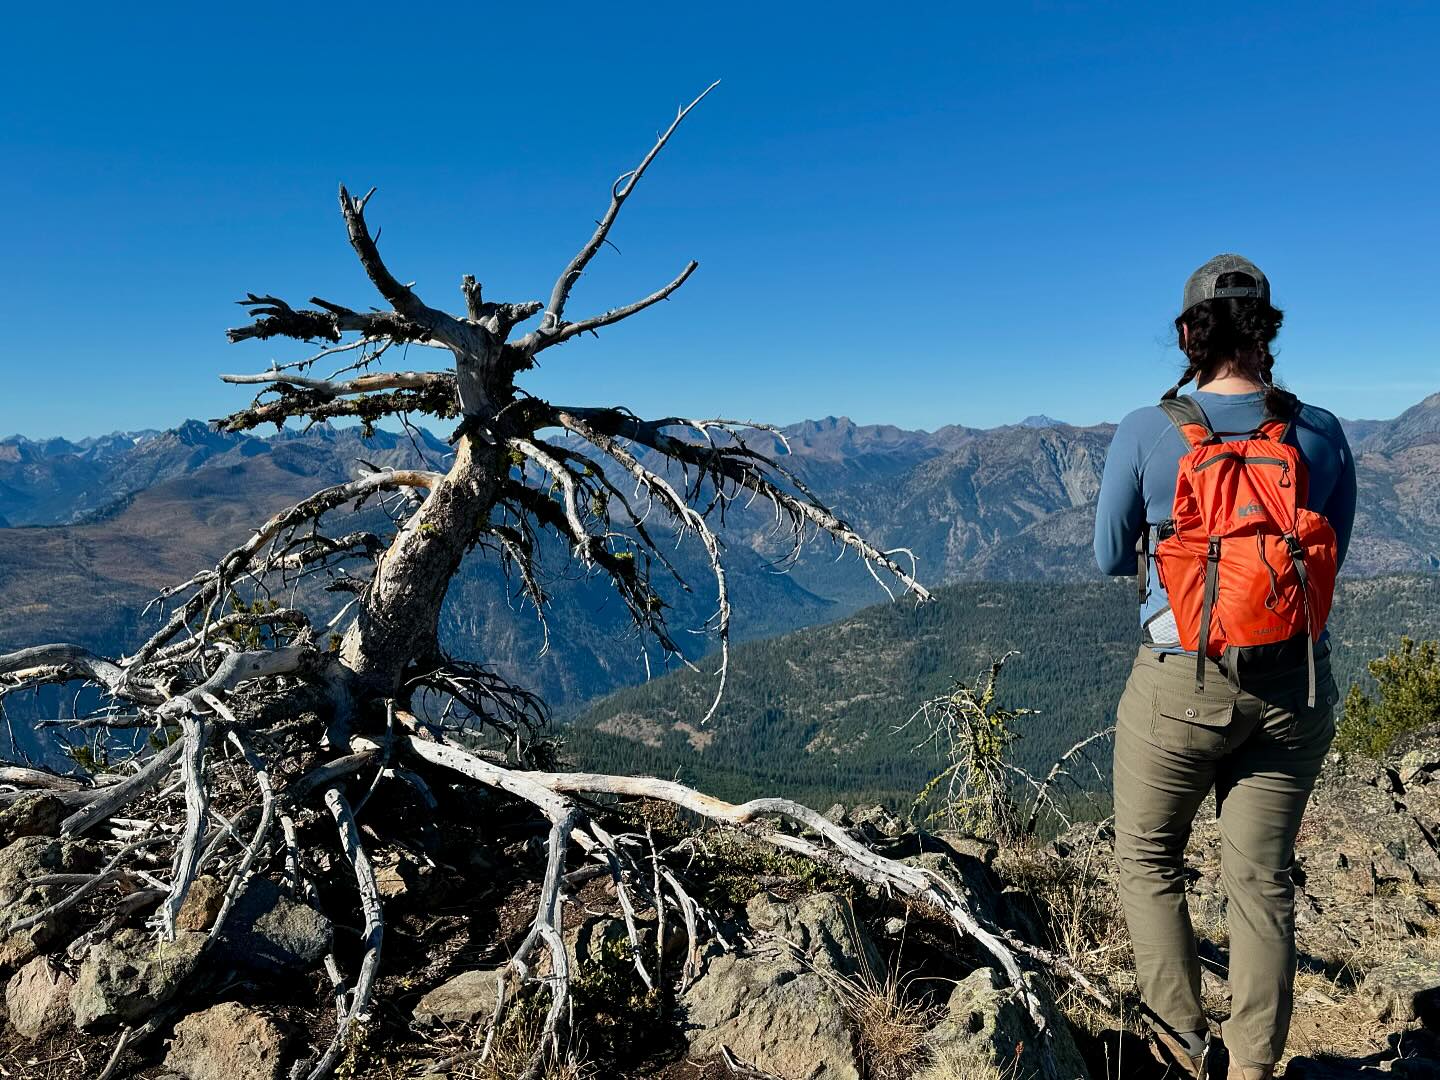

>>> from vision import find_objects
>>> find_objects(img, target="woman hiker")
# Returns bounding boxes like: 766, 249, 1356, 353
1094, 254, 1358, 1079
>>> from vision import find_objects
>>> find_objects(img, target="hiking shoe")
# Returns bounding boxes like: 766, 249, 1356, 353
1148, 1028, 1210, 1079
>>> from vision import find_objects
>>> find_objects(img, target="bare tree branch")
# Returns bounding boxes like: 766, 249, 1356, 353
527, 261, 698, 352
337, 184, 423, 315
550, 406, 931, 602
225, 293, 435, 347
521, 81, 719, 350
302, 787, 384, 1080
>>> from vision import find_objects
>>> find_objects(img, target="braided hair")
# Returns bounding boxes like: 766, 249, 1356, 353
1172, 271, 1290, 415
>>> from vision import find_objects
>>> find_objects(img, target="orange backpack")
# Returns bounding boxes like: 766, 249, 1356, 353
1149, 393, 1338, 705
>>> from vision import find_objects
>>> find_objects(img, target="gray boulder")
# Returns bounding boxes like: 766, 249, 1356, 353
70, 927, 207, 1029
567, 912, 633, 973
0, 793, 65, 845
680, 892, 874, 1080
849, 804, 905, 840
164, 1001, 288, 1080
4, 954, 75, 1039
215, 877, 331, 973
1361, 955, 1440, 1023
914, 966, 1089, 1080
745, 892, 881, 980
0, 835, 101, 970
412, 967, 504, 1027
902, 847, 1002, 925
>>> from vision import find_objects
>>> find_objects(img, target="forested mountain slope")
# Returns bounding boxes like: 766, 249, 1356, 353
566, 574, 1440, 808
1, 392, 1435, 740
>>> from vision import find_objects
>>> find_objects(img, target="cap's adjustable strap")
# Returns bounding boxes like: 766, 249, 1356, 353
1196, 536, 1221, 693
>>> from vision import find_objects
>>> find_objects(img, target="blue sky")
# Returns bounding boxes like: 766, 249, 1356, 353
2, 2, 1436, 439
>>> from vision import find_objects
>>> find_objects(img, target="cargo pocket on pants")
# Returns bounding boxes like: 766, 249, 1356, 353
1151, 689, 1234, 754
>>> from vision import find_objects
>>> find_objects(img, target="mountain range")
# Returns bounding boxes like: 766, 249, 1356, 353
1, 391, 1436, 762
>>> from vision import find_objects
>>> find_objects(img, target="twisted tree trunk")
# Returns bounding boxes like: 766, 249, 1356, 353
339, 430, 505, 691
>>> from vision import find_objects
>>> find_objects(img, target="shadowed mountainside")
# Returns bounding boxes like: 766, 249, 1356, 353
0, 393, 1435, 738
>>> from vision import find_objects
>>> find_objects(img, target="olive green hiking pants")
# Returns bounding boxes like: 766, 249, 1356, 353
1113, 645, 1338, 1067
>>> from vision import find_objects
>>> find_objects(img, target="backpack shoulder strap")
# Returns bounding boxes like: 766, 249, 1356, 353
1257, 389, 1300, 443
1157, 395, 1215, 450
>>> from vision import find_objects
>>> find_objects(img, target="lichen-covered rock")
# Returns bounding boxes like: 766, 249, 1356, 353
0, 835, 101, 970
412, 968, 503, 1026
4, 955, 75, 1039
566, 913, 632, 973
0, 793, 65, 845
0, 835, 101, 905
902, 846, 1002, 926
69, 927, 206, 1029
914, 966, 1089, 1080
561, 910, 685, 979
214, 877, 330, 973
164, 1001, 287, 1080
176, 875, 226, 932
681, 892, 873, 1080
744, 891, 880, 980
937, 832, 1000, 867
1361, 955, 1440, 1023
682, 954, 857, 1080
848, 804, 905, 840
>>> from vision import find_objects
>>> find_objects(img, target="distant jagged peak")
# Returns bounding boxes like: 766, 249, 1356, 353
166, 418, 236, 447
0, 433, 84, 458
1017, 413, 1066, 429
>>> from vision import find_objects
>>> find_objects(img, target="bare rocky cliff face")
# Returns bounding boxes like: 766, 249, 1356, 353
7, 729, 1440, 1078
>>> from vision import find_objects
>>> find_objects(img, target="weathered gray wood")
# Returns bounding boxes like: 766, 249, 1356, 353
61, 741, 184, 836
302, 788, 383, 1080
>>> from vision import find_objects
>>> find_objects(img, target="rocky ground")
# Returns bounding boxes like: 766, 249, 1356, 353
6, 727, 1440, 1079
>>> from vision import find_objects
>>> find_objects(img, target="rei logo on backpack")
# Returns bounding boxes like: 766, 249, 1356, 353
1148, 392, 1338, 705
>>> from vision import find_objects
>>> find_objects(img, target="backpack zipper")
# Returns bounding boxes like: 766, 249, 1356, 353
1192, 452, 1291, 471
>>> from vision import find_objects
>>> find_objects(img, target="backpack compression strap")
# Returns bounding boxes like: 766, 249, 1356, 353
1196, 537, 1221, 693
1284, 534, 1319, 708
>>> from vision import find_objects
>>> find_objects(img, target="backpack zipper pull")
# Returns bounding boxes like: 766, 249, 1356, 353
1279, 461, 1292, 488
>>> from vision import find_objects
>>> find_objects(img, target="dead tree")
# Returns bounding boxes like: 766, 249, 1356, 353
0, 86, 1076, 1078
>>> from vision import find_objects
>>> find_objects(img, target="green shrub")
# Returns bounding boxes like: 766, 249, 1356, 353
1335, 636, 1440, 758
908, 653, 1034, 841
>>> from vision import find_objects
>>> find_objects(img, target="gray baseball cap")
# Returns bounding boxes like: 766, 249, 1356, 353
1181, 253, 1269, 316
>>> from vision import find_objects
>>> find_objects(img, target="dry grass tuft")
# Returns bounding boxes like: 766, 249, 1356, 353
996, 832, 1134, 1035
913, 1040, 1015, 1080
822, 963, 940, 1080
449, 1015, 594, 1080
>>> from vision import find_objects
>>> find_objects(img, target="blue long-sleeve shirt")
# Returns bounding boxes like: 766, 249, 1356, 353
1094, 389, 1357, 646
